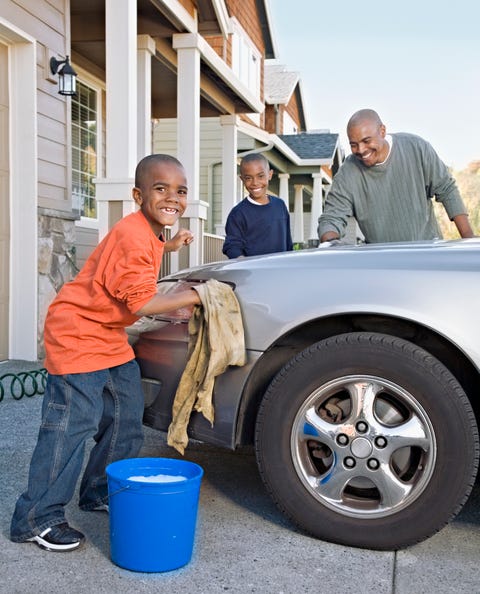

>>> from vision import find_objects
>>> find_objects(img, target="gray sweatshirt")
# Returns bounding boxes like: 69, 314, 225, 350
318, 132, 467, 243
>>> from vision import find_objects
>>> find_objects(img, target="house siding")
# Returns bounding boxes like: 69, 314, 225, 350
286, 92, 301, 130
4, 0, 70, 212
225, 0, 263, 53
264, 104, 276, 134
153, 118, 178, 155
204, 34, 226, 61
75, 226, 99, 270
177, 0, 196, 17
199, 119, 224, 232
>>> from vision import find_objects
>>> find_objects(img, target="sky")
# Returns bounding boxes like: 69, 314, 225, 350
268, 0, 480, 170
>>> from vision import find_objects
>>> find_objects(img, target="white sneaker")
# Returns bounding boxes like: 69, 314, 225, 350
92, 503, 109, 512
27, 523, 85, 552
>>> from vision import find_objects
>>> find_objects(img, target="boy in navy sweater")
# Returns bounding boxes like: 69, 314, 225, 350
222, 153, 293, 258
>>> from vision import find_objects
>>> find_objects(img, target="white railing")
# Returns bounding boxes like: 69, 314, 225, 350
203, 232, 226, 264
160, 231, 225, 278
160, 227, 172, 277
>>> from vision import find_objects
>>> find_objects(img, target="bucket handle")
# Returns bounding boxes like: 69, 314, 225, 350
108, 485, 131, 498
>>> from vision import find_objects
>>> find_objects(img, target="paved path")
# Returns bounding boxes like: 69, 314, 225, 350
1, 360, 479, 594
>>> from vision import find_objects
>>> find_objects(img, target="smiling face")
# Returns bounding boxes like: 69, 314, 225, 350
132, 157, 188, 235
240, 158, 273, 204
347, 117, 389, 167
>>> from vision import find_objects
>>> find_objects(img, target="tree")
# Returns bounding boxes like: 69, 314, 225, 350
434, 162, 480, 239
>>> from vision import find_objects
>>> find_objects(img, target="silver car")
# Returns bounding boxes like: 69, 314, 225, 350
127, 239, 480, 550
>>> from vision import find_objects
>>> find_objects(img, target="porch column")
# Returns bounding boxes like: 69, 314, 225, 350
137, 35, 155, 161
173, 33, 208, 268
218, 114, 239, 236
293, 184, 304, 244
309, 172, 323, 240
321, 183, 332, 238
95, 0, 137, 239
278, 173, 290, 210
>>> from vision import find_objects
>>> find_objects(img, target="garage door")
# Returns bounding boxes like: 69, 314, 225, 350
0, 43, 9, 361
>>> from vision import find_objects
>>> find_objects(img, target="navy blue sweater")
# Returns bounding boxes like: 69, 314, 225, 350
222, 195, 293, 258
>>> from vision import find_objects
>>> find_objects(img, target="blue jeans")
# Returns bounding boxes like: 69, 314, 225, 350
10, 359, 144, 541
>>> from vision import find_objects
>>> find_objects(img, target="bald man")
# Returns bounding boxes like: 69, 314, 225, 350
318, 109, 474, 243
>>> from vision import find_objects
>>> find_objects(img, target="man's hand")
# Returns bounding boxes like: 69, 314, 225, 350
165, 228, 194, 252
320, 231, 341, 243
453, 214, 476, 238
318, 239, 349, 248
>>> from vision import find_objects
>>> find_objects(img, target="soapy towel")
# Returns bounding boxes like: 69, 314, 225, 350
167, 278, 246, 454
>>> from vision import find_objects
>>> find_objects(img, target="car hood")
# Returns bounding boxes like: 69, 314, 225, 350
168, 237, 480, 279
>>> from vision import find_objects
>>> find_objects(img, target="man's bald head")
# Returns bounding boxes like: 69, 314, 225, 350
347, 109, 383, 134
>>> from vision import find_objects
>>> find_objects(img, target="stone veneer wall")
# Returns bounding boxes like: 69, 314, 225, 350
37, 208, 79, 358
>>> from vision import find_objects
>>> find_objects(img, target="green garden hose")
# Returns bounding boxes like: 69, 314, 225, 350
0, 369, 47, 401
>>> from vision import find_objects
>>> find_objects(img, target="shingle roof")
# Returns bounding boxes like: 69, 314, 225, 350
264, 63, 300, 104
278, 132, 339, 160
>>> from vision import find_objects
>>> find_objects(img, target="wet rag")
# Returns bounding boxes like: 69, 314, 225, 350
167, 278, 246, 454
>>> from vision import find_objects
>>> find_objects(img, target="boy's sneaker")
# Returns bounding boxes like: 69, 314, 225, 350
92, 503, 109, 513
27, 523, 85, 552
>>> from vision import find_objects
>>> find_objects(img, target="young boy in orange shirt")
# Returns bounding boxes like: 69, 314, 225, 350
10, 154, 201, 552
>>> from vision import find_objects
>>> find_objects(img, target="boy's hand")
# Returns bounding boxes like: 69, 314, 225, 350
165, 229, 194, 252
190, 288, 202, 306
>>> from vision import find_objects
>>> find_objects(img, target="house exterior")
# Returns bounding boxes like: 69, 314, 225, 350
0, 0, 342, 362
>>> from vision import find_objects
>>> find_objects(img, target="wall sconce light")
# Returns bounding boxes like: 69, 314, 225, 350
49, 55, 77, 96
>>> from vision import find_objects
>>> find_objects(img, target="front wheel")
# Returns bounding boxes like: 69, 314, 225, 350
254, 332, 479, 550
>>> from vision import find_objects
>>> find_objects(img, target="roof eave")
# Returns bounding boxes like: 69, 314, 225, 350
210, 0, 232, 37
257, 0, 278, 58
275, 134, 341, 164
173, 33, 265, 113
295, 81, 308, 130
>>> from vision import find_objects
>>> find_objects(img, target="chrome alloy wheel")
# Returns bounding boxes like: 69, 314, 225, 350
291, 375, 436, 518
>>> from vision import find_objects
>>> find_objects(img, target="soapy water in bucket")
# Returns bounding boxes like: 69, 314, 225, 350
127, 473, 187, 483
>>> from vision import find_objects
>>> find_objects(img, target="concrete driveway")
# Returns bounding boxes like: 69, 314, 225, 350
1, 360, 480, 594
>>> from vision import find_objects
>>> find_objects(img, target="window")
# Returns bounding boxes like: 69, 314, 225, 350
72, 81, 99, 219
231, 18, 261, 99
283, 112, 299, 135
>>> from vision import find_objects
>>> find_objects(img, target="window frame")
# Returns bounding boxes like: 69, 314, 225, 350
71, 67, 104, 229
230, 17, 261, 100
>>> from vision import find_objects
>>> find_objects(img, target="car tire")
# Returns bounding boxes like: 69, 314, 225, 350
254, 332, 479, 550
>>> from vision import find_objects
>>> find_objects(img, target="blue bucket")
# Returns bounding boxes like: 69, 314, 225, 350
106, 457, 203, 572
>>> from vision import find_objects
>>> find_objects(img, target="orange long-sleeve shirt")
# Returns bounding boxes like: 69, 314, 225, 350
44, 211, 164, 375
